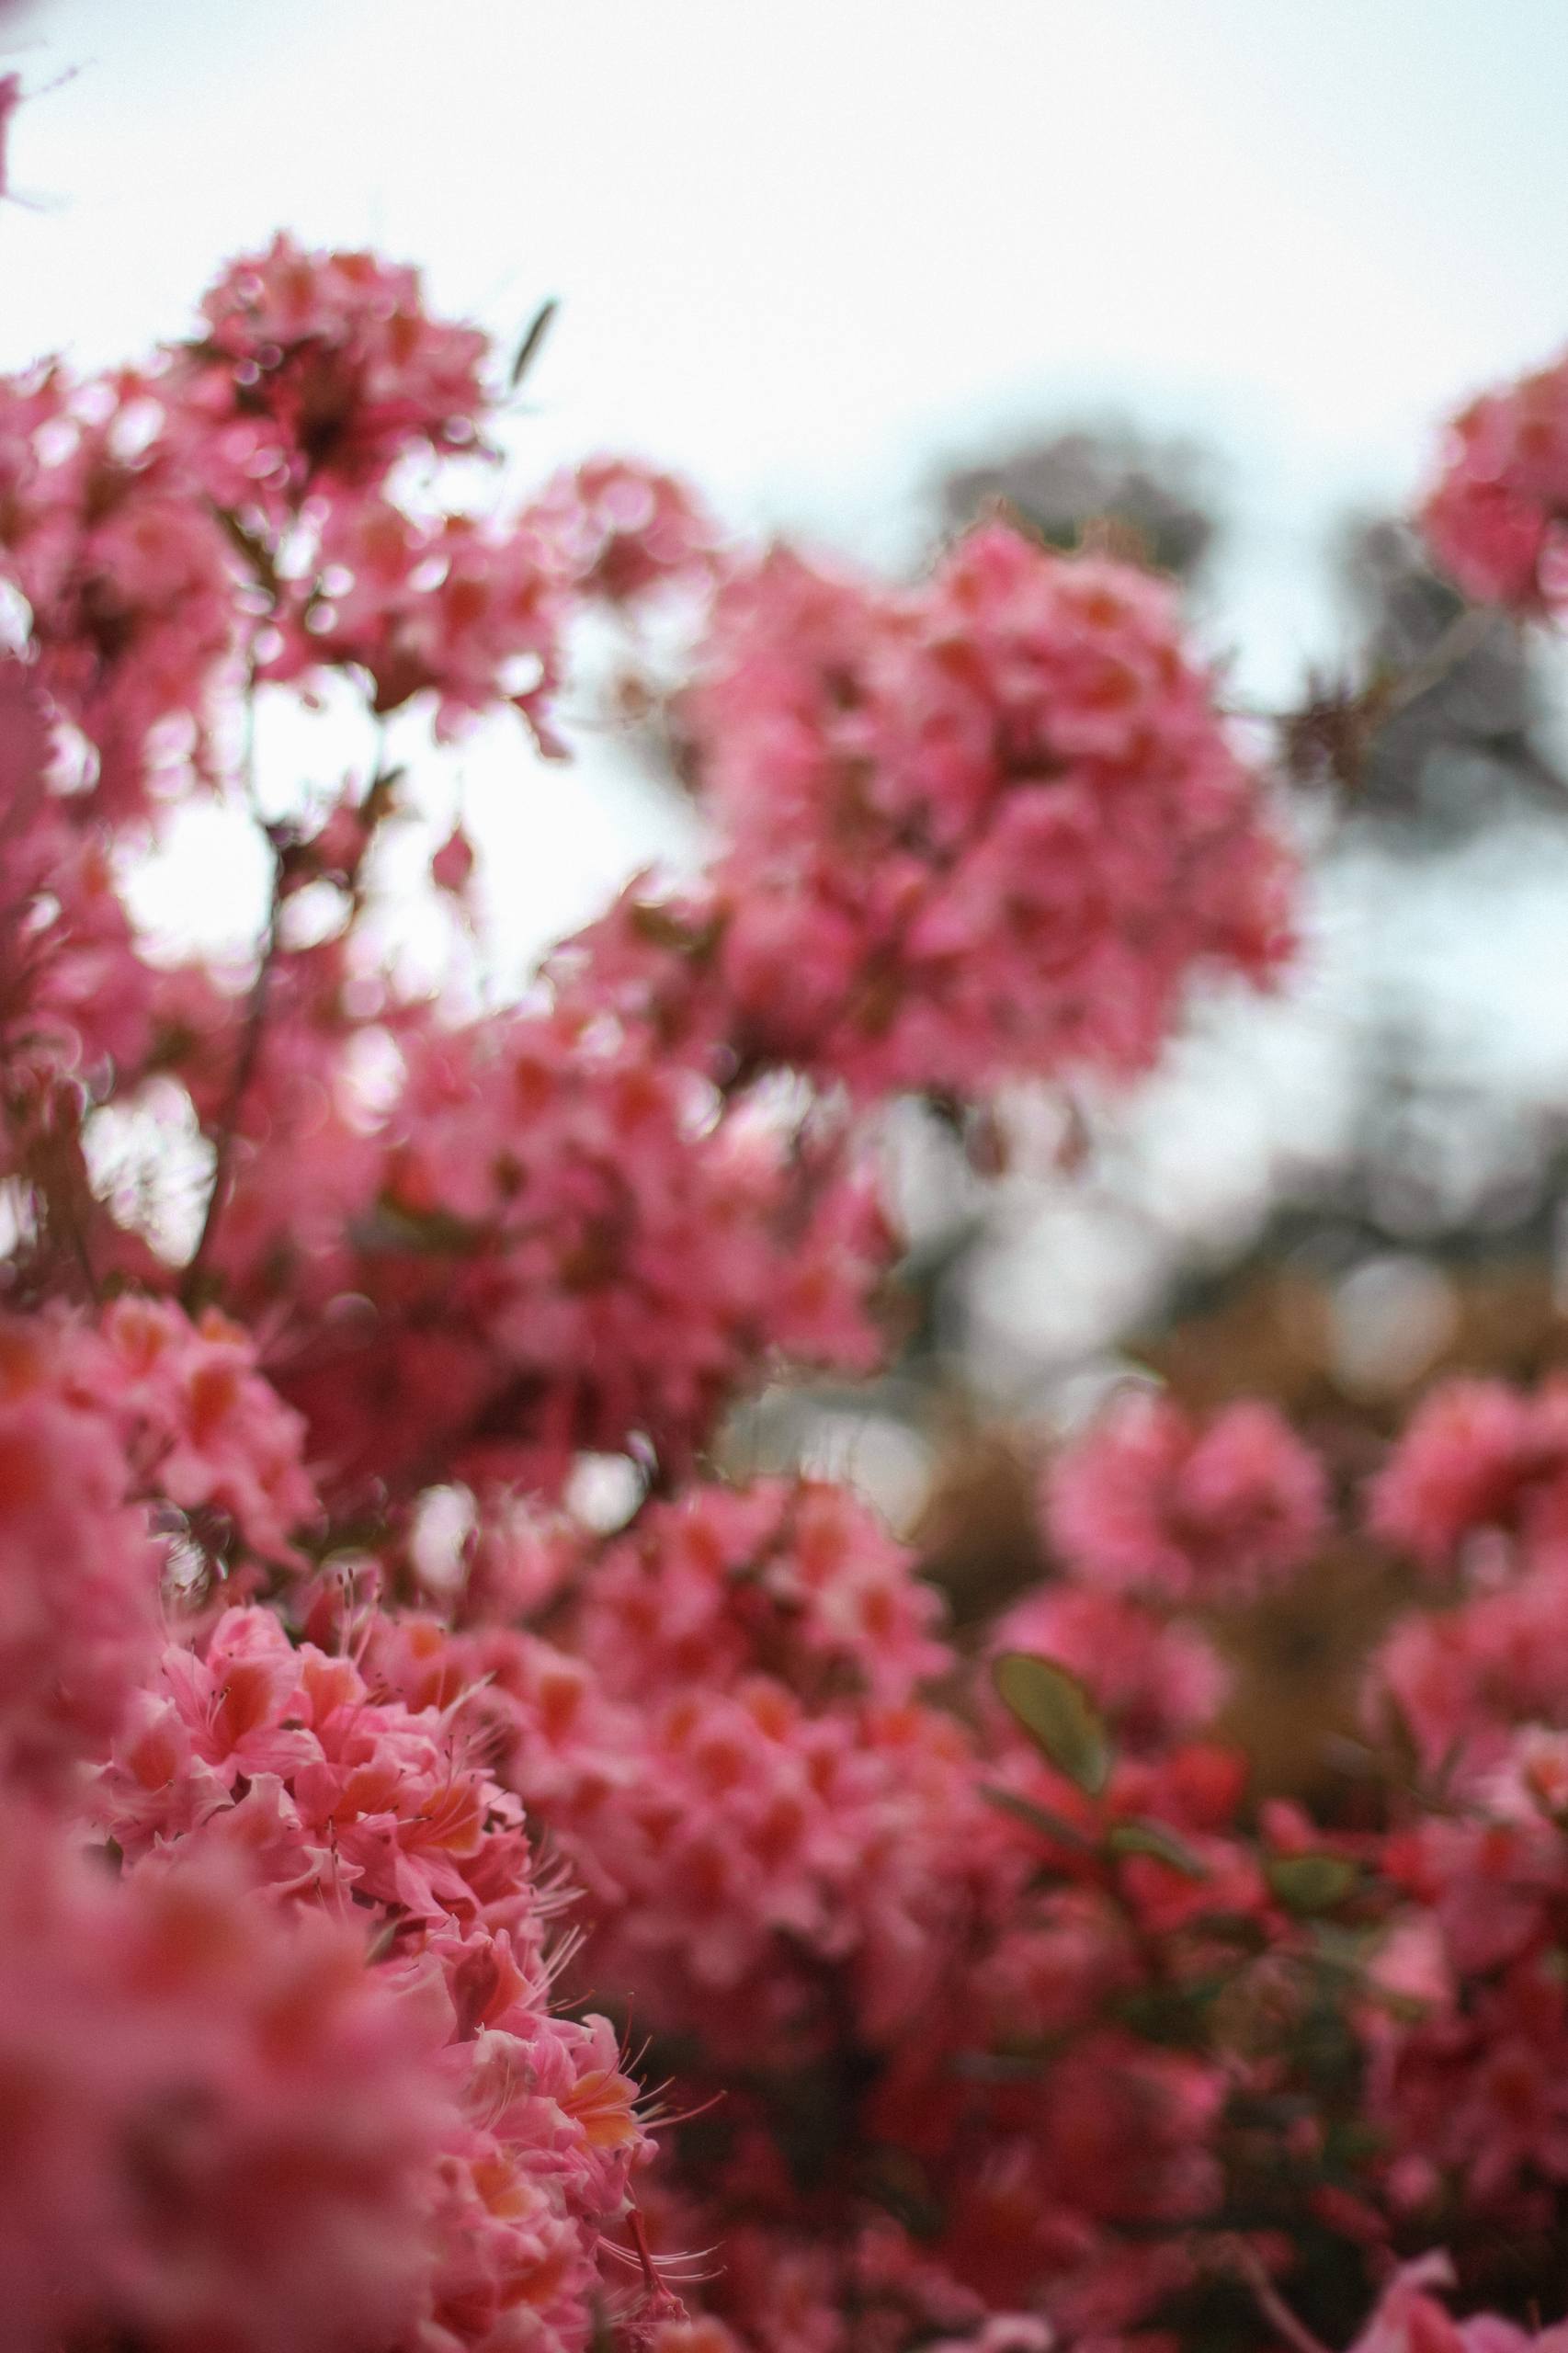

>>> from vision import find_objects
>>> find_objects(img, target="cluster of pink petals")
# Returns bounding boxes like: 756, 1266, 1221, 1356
990, 1582, 1229, 1751
524, 457, 723, 608
1368, 1376, 1568, 1575
1421, 351, 1568, 613
1044, 1391, 1328, 1603
263, 1008, 892, 1503
0, 657, 157, 1135
97, 1601, 652, 2350
866, 2015, 1228, 2346
0, 361, 244, 813
437, 1464, 1295, 2352
659, 526, 1296, 1097
1367, 1559, 1568, 1775
176, 233, 493, 502
572, 1480, 951, 1706
264, 496, 565, 748
370, 1541, 987, 2058
0, 1797, 453, 2353
1347, 2256, 1568, 2353
0, 240, 594, 814
1355, 1732, 1568, 2245
78, 1294, 319, 1565
0, 1313, 159, 1791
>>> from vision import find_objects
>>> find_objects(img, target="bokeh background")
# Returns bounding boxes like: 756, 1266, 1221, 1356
8, 0, 1568, 1607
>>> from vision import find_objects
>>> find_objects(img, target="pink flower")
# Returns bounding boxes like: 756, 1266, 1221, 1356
671, 524, 1296, 1098
1369, 1378, 1568, 1575
0, 1316, 159, 1792
990, 1584, 1228, 1750
86, 1295, 318, 1565
0, 1800, 454, 2353
525, 456, 723, 608
178, 233, 492, 501
1347, 2252, 1568, 2353
1421, 353, 1568, 613
1045, 1392, 1327, 1602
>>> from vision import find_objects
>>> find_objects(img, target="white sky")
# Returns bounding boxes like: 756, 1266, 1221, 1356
6, 0, 1568, 1392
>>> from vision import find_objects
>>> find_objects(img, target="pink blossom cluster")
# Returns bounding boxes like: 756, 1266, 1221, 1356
261, 496, 567, 748
1362, 1377, 1568, 1777
246, 1008, 892, 1505
369, 1483, 987, 2056
1348, 1392, 1568, 2300
1044, 1389, 1329, 1603
991, 1581, 1230, 1754
1347, 2257, 1568, 2353
0, 1311, 159, 1791
524, 456, 722, 609
0, 1800, 455, 2353
1358, 1730, 1568, 2246
0, 654, 159, 1130
178, 235, 494, 499
0, 358, 245, 814
619, 528, 1297, 1098
1368, 1376, 1568, 1576
97, 1602, 651, 2352
1422, 349, 1568, 612
0, 236, 710, 817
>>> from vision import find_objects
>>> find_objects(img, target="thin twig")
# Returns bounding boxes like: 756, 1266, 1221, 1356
1231, 2243, 1334, 2353
1375, 601, 1497, 723
182, 846, 284, 1305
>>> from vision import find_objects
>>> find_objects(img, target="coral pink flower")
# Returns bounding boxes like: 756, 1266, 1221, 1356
0, 1800, 454, 2353
1369, 1378, 1568, 1575
990, 1583, 1228, 1750
1422, 351, 1568, 614
1045, 1392, 1327, 1602
669, 524, 1296, 1098
0, 1316, 159, 1792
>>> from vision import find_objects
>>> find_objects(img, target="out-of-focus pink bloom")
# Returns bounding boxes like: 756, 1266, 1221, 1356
0, 1799, 454, 2353
1346, 2251, 1568, 2352
665, 524, 1296, 1098
990, 1583, 1229, 1749
1369, 1378, 1568, 1576
574, 1479, 950, 1706
1366, 1562, 1568, 1777
0, 1315, 159, 1792
250, 1005, 892, 1506
264, 496, 566, 751
177, 233, 492, 501
525, 456, 724, 607
1422, 352, 1568, 614
1045, 1392, 1327, 1602
84, 1294, 318, 1564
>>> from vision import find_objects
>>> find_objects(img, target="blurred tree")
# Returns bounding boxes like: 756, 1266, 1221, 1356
935, 422, 1220, 583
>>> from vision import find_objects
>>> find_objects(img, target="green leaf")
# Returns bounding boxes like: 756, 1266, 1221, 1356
1265, 1853, 1359, 1914
1105, 1818, 1210, 1880
509, 296, 560, 391
992, 1653, 1111, 1796
979, 1783, 1095, 1853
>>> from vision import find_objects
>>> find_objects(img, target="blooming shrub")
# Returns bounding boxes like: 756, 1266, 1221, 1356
4, 222, 1568, 2353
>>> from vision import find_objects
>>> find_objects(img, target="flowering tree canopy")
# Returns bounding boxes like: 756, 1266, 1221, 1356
5, 215, 1568, 2353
